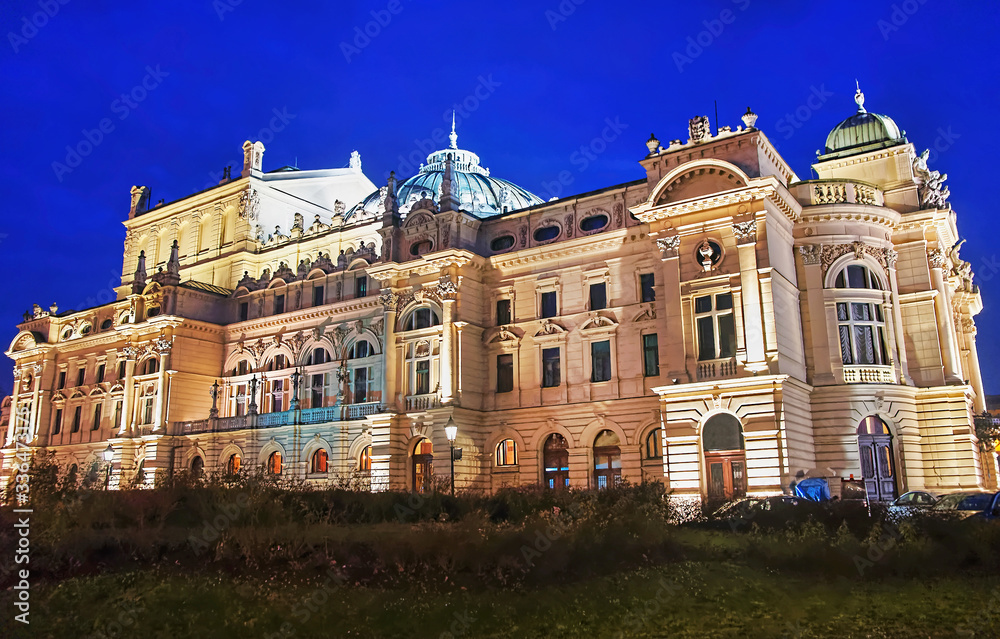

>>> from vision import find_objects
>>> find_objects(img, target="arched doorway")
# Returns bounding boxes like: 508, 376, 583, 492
191, 456, 204, 477
543, 433, 569, 489
412, 438, 433, 493
593, 430, 622, 489
857, 415, 897, 502
702, 413, 747, 503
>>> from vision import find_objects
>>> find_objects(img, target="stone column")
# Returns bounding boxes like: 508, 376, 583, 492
797, 246, 834, 384
734, 220, 767, 373
378, 287, 400, 412
885, 251, 913, 385
152, 338, 172, 431
656, 235, 687, 381
27, 363, 42, 442
963, 321, 987, 413
120, 346, 138, 434
928, 250, 963, 384
438, 277, 458, 404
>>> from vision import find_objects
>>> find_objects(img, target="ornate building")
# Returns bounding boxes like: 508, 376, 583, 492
2, 89, 992, 504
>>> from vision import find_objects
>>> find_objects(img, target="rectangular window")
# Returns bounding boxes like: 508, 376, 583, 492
540, 291, 557, 319
92, 404, 102, 431
72, 406, 82, 433
591, 340, 612, 383
96, 364, 106, 383
239, 302, 249, 322
118, 361, 126, 379
77, 368, 86, 387
589, 283, 607, 310
310, 375, 324, 409
642, 334, 660, 377
236, 384, 247, 417
415, 360, 430, 395
58, 371, 66, 389
274, 295, 285, 315
695, 293, 736, 361
355, 276, 367, 298
497, 354, 514, 393
53, 408, 62, 435
313, 285, 324, 306
113, 402, 122, 430
271, 380, 284, 413
496, 299, 512, 326
640, 273, 656, 302
353, 367, 368, 403
143, 398, 154, 425
542, 347, 561, 388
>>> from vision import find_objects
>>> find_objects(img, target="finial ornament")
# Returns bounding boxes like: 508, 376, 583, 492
855, 80, 866, 113
741, 107, 758, 129
449, 110, 458, 149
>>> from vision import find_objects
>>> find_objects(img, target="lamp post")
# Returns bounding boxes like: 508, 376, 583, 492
102, 443, 114, 490
445, 417, 458, 496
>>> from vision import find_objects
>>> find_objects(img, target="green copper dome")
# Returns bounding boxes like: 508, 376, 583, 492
821, 87, 906, 159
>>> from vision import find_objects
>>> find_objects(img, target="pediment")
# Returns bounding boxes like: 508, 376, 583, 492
656, 166, 747, 206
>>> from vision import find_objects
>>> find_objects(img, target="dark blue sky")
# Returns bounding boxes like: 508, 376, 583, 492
2, 1, 998, 397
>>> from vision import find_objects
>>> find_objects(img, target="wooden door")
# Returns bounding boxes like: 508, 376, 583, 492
705, 452, 748, 502
858, 435, 896, 502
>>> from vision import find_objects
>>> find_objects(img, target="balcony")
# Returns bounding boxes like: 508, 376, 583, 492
405, 394, 440, 412
842, 366, 895, 384
791, 179, 885, 207
172, 401, 385, 435
697, 358, 739, 381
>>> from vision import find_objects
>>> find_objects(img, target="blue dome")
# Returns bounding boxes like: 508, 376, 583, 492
348, 126, 543, 220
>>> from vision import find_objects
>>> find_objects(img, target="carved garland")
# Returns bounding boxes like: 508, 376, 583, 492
819, 241, 895, 275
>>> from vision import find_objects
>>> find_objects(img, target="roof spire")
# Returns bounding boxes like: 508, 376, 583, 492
854, 80, 866, 113
449, 110, 458, 149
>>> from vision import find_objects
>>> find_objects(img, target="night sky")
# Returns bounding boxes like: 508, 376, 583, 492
1, 1, 998, 397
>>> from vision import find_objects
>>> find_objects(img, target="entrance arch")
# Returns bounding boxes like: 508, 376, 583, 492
702, 413, 747, 503
593, 430, 622, 489
542, 433, 569, 489
857, 415, 897, 502
412, 438, 433, 493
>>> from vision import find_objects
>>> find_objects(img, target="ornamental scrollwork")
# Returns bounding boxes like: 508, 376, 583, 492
656, 235, 680, 258
798, 244, 821, 265
436, 278, 458, 301
928, 249, 947, 269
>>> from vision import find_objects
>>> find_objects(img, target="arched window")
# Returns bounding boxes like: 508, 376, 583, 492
140, 358, 159, 375
267, 451, 282, 475
359, 445, 372, 472
191, 456, 205, 477
226, 453, 241, 475
412, 439, 433, 493
233, 359, 250, 376
593, 430, 621, 489
834, 264, 883, 290
645, 428, 662, 459
543, 433, 569, 490
831, 264, 889, 367
266, 354, 287, 372
403, 307, 441, 331
495, 439, 517, 466
349, 340, 373, 359
310, 449, 328, 474
309, 347, 329, 366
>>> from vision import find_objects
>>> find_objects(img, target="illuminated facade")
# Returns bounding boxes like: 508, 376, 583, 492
2, 90, 993, 503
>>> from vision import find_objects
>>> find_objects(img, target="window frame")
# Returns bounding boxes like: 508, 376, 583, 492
694, 291, 737, 362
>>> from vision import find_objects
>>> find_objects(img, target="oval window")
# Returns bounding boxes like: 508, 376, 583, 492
490, 235, 515, 252
580, 214, 608, 232
533, 226, 560, 243
410, 240, 432, 256
101, 319, 113, 330
80, 325, 91, 335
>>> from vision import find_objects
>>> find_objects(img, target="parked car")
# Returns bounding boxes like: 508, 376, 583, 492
886, 490, 938, 521
930, 491, 1000, 520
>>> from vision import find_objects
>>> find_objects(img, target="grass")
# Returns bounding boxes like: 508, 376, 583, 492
6, 562, 998, 638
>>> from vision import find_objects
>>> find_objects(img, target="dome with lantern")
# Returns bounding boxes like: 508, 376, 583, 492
820, 85, 907, 160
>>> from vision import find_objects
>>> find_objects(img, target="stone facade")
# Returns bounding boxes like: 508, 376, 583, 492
2, 91, 992, 503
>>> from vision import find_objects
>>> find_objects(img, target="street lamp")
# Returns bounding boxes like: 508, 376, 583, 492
444, 417, 461, 496
102, 443, 114, 490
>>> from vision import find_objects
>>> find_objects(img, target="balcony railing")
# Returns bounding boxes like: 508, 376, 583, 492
171, 401, 386, 435
405, 394, 440, 411
791, 180, 885, 207
842, 365, 895, 384
697, 358, 739, 381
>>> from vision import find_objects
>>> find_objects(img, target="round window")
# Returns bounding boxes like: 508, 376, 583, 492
533, 226, 560, 243
490, 235, 516, 252
580, 214, 609, 233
